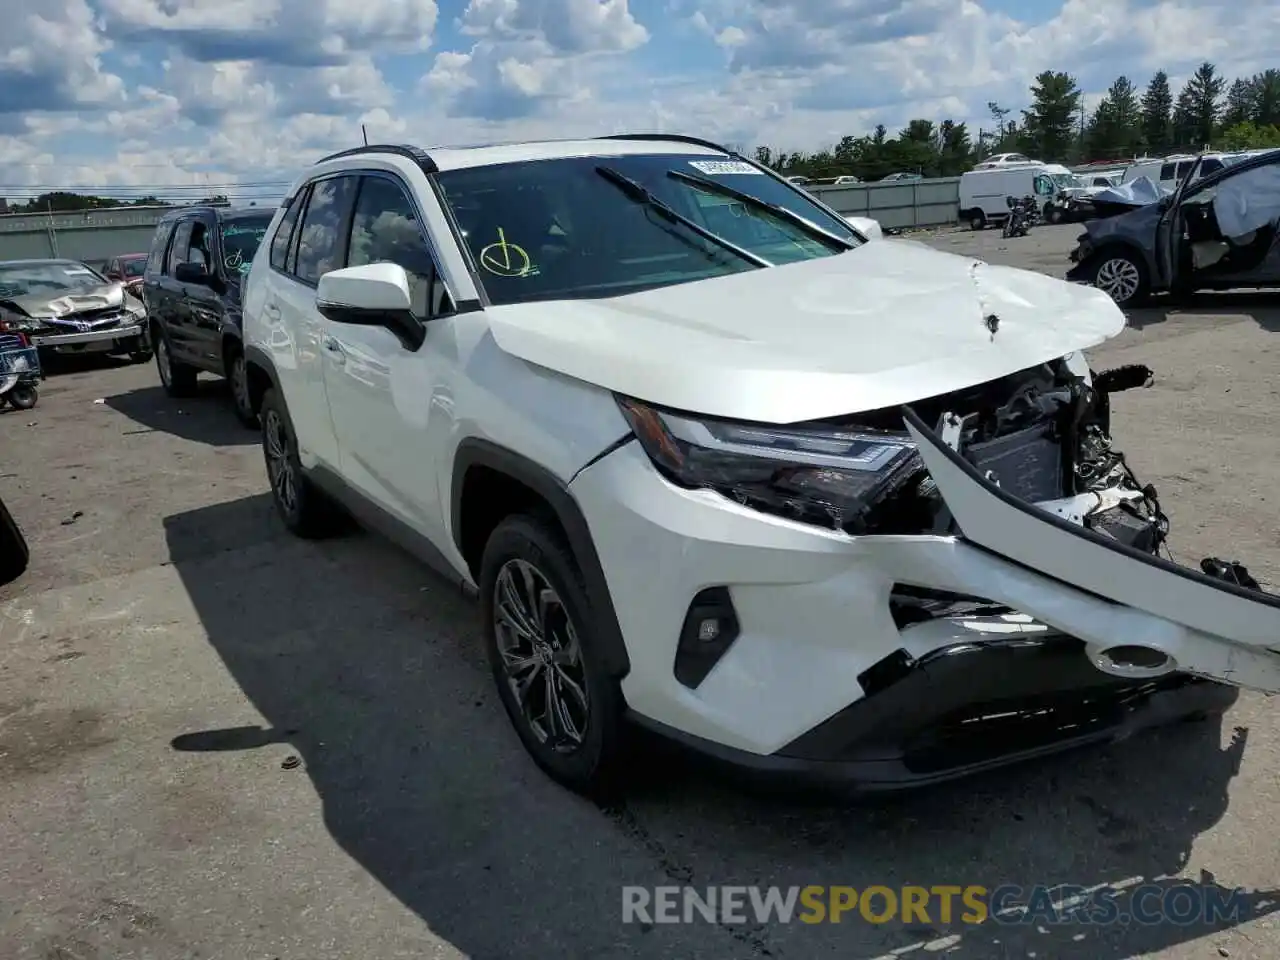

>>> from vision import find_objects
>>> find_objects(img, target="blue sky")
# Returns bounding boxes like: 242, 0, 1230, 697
0, 0, 1276, 200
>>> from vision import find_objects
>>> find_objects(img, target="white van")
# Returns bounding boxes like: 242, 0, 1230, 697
1122, 153, 1236, 192
958, 162, 1068, 230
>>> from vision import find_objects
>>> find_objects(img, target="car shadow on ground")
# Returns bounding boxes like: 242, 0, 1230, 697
1127, 292, 1280, 332
163, 494, 1280, 960
104, 381, 257, 447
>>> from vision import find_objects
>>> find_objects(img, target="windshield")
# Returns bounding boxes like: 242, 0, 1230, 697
122, 258, 146, 278
433, 153, 861, 305
220, 214, 273, 276
1052, 173, 1082, 188
0, 261, 106, 299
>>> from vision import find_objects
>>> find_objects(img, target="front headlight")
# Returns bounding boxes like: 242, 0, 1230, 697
615, 396, 935, 533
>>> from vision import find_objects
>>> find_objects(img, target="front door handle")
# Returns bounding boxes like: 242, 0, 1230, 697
322, 336, 346, 364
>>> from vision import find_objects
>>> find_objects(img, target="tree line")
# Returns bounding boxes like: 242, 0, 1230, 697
2, 192, 231, 214
759, 63, 1280, 182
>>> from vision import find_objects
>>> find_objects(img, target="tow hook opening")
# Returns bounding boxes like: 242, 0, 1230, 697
1087, 643, 1176, 678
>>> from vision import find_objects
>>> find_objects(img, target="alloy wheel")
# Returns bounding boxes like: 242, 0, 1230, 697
231, 355, 251, 417
263, 409, 298, 517
492, 557, 590, 752
1094, 257, 1141, 303
156, 336, 171, 387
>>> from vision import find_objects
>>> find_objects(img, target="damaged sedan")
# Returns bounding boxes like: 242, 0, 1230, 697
0, 258, 152, 363
1068, 149, 1280, 307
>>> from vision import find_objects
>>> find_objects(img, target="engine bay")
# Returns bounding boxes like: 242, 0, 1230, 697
840, 357, 1168, 551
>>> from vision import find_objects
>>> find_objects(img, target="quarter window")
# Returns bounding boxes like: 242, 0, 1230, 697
294, 176, 358, 285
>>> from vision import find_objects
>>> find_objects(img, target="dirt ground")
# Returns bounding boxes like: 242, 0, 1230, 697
2, 223, 1279, 959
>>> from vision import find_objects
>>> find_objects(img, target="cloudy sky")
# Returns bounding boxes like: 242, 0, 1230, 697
1, 0, 1277, 199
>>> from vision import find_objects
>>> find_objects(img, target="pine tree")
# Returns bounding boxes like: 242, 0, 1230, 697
1140, 71, 1173, 153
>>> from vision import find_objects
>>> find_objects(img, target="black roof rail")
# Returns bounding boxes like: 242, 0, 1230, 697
598, 133, 735, 155
314, 143, 438, 173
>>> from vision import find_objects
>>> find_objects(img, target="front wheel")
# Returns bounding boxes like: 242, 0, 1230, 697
6, 385, 37, 410
129, 350, 153, 364
479, 514, 626, 796
1090, 250, 1149, 307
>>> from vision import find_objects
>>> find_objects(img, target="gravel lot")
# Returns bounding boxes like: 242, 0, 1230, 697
2, 223, 1279, 960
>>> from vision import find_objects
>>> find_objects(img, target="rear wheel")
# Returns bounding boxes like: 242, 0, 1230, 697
479, 514, 626, 796
154, 326, 198, 397
968, 211, 986, 231
226, 348, 258, 428
260, 388, 345, 539
1090, 250, 1149, 307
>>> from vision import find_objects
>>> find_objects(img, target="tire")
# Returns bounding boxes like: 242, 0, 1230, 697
1046, 203, 1064, 225
6, 385, 37, 409
479, 514, 626, 796
154, 325, 198, 397
1089, 250, 1149, 307
259, 388, 346, 539
969, 211, 986, 231
1002, 218, 1013, 239
129, 351, 153, 364
226, 347, 258, 429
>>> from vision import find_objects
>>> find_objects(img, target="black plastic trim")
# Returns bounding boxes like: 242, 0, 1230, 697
306, 465, 473, 597
316, 143, 439, 173
901, 404, 1280, 609
242, 344, 281, 392
451, 438, 631, 677
598, 132, 735, 154
673, 586, 741, 688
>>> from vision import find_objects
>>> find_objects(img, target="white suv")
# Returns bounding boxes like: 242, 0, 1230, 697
240, 135, 1280, 795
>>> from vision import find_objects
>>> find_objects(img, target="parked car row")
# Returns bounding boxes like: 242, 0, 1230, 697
81, 134, 1280, 800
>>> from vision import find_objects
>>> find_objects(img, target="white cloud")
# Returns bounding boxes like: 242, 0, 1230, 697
0, 0, 1278, 199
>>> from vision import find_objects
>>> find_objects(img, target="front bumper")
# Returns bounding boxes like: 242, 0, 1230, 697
31, 322, 146, 354
569, 433, 1274, 787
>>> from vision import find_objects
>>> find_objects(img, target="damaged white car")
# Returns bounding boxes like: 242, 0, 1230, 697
240, 135, 1278, 795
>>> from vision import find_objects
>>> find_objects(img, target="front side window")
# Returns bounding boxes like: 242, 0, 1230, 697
1033, 174, 1055, 196
433, 153, 862, 306
147, 223, 174, 274
166, 221, 193, 274
348, 175, 452, 318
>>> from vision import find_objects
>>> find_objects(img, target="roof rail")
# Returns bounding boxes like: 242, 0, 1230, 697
314, 143, 438, 173
598, 132, 734, 155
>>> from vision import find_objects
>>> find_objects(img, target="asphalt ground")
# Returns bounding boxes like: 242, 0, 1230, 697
2, 222, 1278, 959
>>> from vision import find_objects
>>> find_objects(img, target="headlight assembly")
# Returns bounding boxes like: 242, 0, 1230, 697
615, 396, 937, 534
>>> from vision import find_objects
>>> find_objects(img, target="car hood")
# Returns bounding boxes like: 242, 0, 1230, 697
0, 282, 131, 319
484, 239, 1126, 424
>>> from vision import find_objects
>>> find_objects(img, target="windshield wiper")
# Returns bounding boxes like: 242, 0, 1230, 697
594, 166, 770, 268
667, 169, 857, 251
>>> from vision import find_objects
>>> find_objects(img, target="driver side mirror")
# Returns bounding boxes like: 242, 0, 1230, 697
315, 263, 425, 352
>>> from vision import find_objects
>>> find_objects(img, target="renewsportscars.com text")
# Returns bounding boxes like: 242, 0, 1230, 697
622, 883, 1249, 927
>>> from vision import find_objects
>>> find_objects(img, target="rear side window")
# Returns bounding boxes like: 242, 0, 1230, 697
147, 222, 174, 274
269, 193, 305, 272
1159, 163, 1176, 181
1201, 158, 1223, 175
294, 176, 358, 285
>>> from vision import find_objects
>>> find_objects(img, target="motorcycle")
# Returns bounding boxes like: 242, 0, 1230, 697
0, 332, 42, 410
1002, 195, 1039, 238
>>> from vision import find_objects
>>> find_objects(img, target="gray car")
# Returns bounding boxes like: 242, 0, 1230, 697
1066, 150, 1280, 307
0, 259, 151, 362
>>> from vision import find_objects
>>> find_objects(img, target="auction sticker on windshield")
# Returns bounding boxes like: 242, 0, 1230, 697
688, 160, 762, 176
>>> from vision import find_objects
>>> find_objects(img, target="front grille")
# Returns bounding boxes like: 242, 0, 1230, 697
35, 310, 127, 334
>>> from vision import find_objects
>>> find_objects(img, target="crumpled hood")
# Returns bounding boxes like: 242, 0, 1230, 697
485, 239, 1126, 424
0, 282, 129, 319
